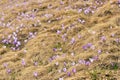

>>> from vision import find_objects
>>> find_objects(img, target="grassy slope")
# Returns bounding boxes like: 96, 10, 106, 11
0, 0, 120, 80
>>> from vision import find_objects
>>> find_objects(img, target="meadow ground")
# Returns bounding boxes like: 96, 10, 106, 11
0, 0, 120, 80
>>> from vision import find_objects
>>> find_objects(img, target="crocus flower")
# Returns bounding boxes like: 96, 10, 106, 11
78, 8, 82, 13
70, 38, 75, 44
53, 48, 57, 52
89, 58, 94, 63
3, 63, 8, 68
118, 0, 120, 4
21, 59, 26, 66
82, 43, 93, 50
71, 52, 74, 56
78, 34, 81, 39
24, 40, 28, 43
111, 33, 115, 37
61, 24, 65, 30
72, 68, 76, 73
98, 49, 102, 54
91, 45, 95, 50
62, 34, 67, 41
57, 30, 61, 34
78, 59, 86, 64
82, 44, 87, 49
63, 67, 67, 72
85, 61, 91, 66
23, 49, 27, 53
84, 9, 90, 14
67, 72, 71, 76
6, 69, 11, 74
71, 62, 75, 66
101, 36, 106, 41
60, 0, 64, 5
115, 38, 120, 43
85, 7, 91, 14
33, 72, 38, 77
52, 56, 56, 60
34, 62, 38, 66
78, 19, 85, 24
93, 56, 99, 60
55, 62, 59, 66
3, 46, 6, 49
59, 48, 62, 51
59, 77, 64, 80
91, 11, 95, 14
58, 69, 61, 73
64, 62, 67, 66
49, 58, 53, 62
87, 43, 93, 47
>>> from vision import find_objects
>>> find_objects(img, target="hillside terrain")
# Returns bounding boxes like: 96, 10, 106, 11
0, 0, 120, 80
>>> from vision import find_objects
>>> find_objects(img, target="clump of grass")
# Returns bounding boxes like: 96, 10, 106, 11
54, 42, 62, 49
89, 70, 99, 80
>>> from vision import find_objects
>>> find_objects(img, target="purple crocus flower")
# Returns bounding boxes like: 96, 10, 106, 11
61, 24, 65, 30
84, 9, 90, 14
111, 33, 115, 37
98, 49, 102, 54
93, 56, 99, 60
59, 48, 62, 51
21, 59, 26, 66
85, 61, 91, 66
62, 33, 67, 41
55, 62, 59, 66
53, 48, 57, 52
85, 7, 91, 15
58, 69, 62, 73
70, 38, 75, 44
57, 30, 61, 34
49, 58, 53, 62
23, 49, 27, 53
63, 67, 67, 72
2, 39, 7, 44
67, 72, 71, 76
3, 63, 8, 68
64, 62, 67, 66
72, 68, 76, 73
71, 62, 75, 66
59, 77, 64, 80
78, 8, 82, 13
78, 19, 85, 24
118, 0, 120, 4
17, 41, 21, 46
11, 47, 15, 51
115, 38, 120, 43
60, 0, 64, 5
34, 62, 38, 66
82, 45, 88, 50
78, 34, 81, 39
33, 72, 38, 77
87, 43, 93, 47
51, 56, 56, 60
101, 36, 106, 41
6, 69, 11, 74
82, 43, 92, 50
78, 59, 86, 64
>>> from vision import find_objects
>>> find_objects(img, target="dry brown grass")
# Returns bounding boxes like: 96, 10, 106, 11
0, 0, 120, 80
